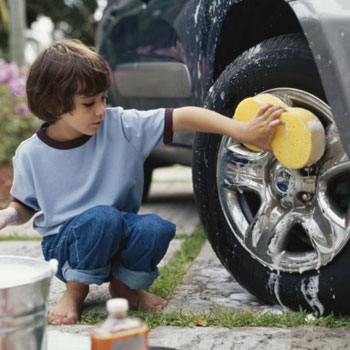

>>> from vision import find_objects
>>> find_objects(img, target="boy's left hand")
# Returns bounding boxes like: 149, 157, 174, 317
241, 104, 285, 151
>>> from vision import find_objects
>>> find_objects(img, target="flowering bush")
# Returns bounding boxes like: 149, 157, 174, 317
0, 59, 40, 164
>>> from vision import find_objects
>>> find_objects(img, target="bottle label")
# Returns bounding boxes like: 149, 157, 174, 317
112, 335, 146, 350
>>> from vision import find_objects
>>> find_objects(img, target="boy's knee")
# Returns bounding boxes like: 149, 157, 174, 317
157, 217, 176, 242
95, 205, 122, 224
76, 205, 124, 239
64, 205, 127, 263
141, 215, 176, 245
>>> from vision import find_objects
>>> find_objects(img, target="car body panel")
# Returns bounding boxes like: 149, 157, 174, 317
288, 0, 350, 155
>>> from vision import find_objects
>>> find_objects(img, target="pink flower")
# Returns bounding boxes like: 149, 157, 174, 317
6, 63, 19, 83
8, 77, 26, 97
13, 103, 29, 118
0, 61, 22, 85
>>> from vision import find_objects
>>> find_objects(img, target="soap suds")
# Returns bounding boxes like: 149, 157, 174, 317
301, 275, 324, 315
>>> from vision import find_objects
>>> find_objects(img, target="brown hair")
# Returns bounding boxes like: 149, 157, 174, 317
26, 39, 111, 123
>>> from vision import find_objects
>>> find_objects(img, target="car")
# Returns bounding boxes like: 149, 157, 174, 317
96, 0, 350, 315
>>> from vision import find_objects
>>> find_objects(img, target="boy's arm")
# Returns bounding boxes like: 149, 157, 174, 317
0, 201, 36, 230
172, 105, 284, 151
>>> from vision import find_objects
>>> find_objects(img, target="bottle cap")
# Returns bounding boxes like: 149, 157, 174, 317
106, 298, 129, 314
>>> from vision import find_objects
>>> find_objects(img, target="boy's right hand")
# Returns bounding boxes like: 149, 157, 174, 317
241, 104, 285, 151
0, 207, 18, 230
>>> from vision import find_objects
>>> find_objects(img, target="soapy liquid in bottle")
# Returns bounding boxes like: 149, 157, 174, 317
91, 298, 149, 350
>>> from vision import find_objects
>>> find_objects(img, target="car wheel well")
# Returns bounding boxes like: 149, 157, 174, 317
214, 0, 304, 81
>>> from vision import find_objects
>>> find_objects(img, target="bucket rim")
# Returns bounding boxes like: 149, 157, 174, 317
0, 255, 53, 290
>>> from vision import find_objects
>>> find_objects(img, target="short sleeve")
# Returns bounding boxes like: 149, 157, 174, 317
10, 150, 40, 212
117, 108, 173, 158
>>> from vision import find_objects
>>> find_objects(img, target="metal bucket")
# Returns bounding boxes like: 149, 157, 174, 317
0, 256, 57, 350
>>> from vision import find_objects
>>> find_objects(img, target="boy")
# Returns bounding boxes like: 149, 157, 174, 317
0, 39, 284, 325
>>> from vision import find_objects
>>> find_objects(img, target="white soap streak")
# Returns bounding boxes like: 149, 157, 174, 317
197, 61, 201, 79
301, 275, 325, 316
267, 250, 291, 310
268, 272, 289, 310
194, 1, 201, 25
251, 218, 261, 248
272, 250, 285, 272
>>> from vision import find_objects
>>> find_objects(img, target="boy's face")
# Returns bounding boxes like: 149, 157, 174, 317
59, 91, 108, 137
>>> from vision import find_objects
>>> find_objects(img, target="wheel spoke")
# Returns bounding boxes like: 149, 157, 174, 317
244, 198, 292, 267
222, 143, 271, 195
226, 142, 271, 165
301, 207, 335, 260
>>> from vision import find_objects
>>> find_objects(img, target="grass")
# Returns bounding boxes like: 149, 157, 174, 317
0, 234, 41, 241
147, 224, 207, 299
174, 233, 188, 240
80, 307, 350, 329
133, 307, 350, 329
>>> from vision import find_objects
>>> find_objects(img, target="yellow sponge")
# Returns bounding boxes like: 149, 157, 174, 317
234, 94, 326, 169
234, 94, 288, 152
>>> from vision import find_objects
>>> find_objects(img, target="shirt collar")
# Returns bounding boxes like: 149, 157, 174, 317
36, 123, 92, 150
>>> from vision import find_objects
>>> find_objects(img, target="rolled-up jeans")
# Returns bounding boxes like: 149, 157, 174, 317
41, 205, 176, 290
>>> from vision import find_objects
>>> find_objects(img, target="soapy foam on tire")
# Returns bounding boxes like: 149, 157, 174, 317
300, 275, 324, 316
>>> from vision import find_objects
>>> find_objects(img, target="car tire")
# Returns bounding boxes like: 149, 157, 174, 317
193, 33, 350, 315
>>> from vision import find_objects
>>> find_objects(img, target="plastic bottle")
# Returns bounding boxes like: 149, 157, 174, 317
90, 298, 149, 350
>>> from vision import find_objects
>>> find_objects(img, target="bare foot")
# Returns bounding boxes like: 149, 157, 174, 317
48, 282, 89, 325
109, 279, 167, 311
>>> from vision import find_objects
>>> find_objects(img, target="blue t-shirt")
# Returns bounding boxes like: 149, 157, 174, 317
10, 107, 173, 237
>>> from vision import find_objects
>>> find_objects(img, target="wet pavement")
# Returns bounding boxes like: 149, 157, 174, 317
1, 166, 350, 349
165, 242, 277, 315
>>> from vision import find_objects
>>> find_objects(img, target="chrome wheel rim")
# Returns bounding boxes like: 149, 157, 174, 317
217, 88, 350, 273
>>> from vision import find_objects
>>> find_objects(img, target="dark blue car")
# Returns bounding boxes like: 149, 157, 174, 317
96, 0, 350, 315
